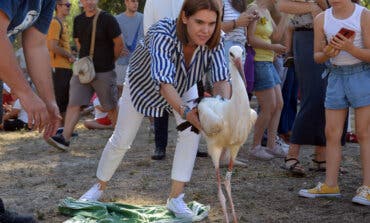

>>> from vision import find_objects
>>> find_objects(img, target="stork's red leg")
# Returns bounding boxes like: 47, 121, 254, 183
225, 159, 238, 222
216, 167, 229, 223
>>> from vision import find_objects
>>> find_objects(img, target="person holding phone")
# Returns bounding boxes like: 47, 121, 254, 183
299, 0, 370, 206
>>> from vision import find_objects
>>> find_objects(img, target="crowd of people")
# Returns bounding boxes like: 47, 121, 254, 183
1, 0, 370, 222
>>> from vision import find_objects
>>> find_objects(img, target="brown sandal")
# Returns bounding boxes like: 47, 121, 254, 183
309, 159, 326, 172
281, 158, 306, 177
308, 159, 348, 174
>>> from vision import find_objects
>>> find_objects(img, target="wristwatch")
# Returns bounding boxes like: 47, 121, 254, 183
180, 105, 191, 120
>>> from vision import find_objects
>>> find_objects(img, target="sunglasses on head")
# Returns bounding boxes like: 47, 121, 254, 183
59, 3, 71, 8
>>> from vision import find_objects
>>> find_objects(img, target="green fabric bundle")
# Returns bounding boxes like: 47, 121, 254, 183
59, 197, 210, 223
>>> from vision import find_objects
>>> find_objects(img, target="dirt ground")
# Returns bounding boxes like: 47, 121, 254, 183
1, 101, 370, 222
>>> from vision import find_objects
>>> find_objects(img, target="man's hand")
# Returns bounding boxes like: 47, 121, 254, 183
43, 101, 62, 139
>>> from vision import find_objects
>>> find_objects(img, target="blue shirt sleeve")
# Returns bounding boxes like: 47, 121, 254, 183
149, 31, 177, 87
210, 38, 229, 83
33, 0, 55, 34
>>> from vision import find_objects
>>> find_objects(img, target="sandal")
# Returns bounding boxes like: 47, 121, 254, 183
309, 159, 348, 174
281, 158, 306, 177
309, 159, 326, 172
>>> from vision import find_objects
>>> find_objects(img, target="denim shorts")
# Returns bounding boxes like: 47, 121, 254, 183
253, 61, 281, 91
325, 62, 370, 109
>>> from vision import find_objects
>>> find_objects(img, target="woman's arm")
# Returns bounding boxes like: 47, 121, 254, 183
160, 83, 201, 130
247, 6, 286, 55
277, 0, 322, 16
313, 12, 339, 63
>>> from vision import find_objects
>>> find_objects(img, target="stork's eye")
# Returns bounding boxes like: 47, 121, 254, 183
229, 52, 235, 58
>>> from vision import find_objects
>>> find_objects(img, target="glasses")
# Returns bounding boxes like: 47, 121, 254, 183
59, 3, 71, 8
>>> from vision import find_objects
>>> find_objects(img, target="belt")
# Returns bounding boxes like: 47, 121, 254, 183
294, 27, 313, 31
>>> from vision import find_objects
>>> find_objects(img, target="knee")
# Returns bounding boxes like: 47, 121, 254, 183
325, 125, 343, 141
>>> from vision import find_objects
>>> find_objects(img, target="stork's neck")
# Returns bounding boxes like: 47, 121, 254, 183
229, 62, 248, 105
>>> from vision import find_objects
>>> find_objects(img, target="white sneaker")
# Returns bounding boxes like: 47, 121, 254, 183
79, 183, 103, 201
249, 145, 275, 160
275, 136, 289, 154
166, 193, 194, 220
266, 145, 287, 158
352, 185, 370, 206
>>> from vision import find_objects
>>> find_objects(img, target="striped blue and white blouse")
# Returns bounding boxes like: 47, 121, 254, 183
128, 18, 229, 117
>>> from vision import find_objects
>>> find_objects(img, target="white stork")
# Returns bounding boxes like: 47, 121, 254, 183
198, 45, 257, 223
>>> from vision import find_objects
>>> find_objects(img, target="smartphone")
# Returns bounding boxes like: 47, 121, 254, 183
336, 28, 355, 39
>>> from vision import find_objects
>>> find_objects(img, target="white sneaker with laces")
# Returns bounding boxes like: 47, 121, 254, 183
79, 183, 103, 201
249, 145, 275, 160
352, 185, 370, 206
275, 136, 289, 154
166, 193, 194, 220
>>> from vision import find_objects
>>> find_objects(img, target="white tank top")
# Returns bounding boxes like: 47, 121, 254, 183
324, 4, 364, 65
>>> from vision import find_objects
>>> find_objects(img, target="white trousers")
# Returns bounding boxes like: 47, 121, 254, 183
96, 81, 201, 182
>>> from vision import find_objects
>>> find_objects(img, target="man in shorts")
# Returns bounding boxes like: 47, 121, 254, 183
47, 0, 124, 151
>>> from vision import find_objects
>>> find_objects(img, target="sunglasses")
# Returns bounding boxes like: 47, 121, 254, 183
59, 3, 71, 8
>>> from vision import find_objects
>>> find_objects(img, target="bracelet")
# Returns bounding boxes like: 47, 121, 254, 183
232, 19, 237, 29
180, 105, 191, 120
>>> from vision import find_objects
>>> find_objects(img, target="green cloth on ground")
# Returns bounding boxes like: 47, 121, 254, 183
59, 197, 210, 223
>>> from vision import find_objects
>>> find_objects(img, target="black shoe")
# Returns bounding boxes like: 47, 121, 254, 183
47, 134, 70, 151
0, 199, 37, 223
151, 148, 165, 160
56, 128, 78, 137
196, 151, 208, 157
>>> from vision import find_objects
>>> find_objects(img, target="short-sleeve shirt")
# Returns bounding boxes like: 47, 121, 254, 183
47, 18, 72, 69
73, 11, 122, 73
128, 18, 229, 117
115, 12, 144, 66
1, 0, 55, 41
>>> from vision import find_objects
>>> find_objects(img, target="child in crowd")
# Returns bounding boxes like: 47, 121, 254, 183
83, 94, 113, 130
299, 0, 370, 205
247, 0, 289, 160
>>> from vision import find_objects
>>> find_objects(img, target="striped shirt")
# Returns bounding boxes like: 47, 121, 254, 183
128, 18, 229, 117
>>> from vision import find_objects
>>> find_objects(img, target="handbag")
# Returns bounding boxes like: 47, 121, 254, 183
73, 9, 101, 84
244, 43, 256, 94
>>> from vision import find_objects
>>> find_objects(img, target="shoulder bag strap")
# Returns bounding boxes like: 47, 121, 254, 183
89, 9, 101, 59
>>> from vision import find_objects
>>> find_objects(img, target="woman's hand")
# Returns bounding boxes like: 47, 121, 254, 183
185, 107, 202, 131
271, 43, 287, 55
237, 11, 258, 27
323, 44, 340, 58
329, 33, 355, 52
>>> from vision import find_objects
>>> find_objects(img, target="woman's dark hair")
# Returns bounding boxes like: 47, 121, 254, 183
176, 0, 222, 49
231, 0, 246, 13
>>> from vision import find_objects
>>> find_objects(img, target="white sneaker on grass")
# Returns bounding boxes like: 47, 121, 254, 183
166, 193, 194, 220
79, 183, 103, 202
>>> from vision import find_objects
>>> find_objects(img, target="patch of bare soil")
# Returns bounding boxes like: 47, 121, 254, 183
1, 104, 370, 222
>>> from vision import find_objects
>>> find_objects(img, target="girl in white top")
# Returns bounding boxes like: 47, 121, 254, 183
299, 0, 370, 205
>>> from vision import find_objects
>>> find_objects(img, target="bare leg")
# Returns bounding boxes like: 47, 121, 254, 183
253, 88, 276, 147
224, 159, 237, 223
266, 85, 283, 149
107, 107, 118, 127
216, 167, 229, 223
63, 105, 81, 141
324, 108, 347, 187
355, 105, 370, 186
169, 180, 185, 198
